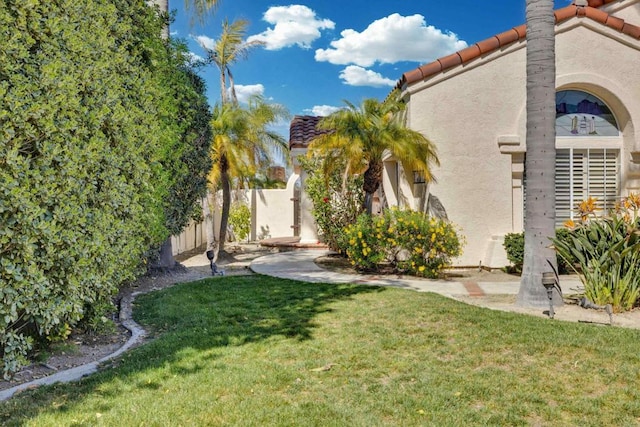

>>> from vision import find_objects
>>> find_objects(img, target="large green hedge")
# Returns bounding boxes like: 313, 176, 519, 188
0, 0, 211, 377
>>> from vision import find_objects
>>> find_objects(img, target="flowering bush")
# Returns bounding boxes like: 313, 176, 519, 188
344, 209, 464, 278
552, 194, 640, 312
503, 229, 574, 274
299, 157, 364, 253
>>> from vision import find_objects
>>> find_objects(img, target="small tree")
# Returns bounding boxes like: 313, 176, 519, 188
307, 90, 439, 214
300, 157, 364, 253
209, 97, 289, 256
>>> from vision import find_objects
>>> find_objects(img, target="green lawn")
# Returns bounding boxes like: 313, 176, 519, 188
2, 275, 640, 426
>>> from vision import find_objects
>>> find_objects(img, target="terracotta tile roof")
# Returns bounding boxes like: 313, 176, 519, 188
398, 0, 638, 89
289, 115, 330, 149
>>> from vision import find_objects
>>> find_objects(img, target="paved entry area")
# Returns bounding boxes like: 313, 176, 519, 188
248, 249, 574, 298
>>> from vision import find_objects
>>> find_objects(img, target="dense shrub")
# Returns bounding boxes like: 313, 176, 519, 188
503, 229, 574, 274
159, 50, 212, 238
300, 157, 364, 253
0, 0, 210, 377
229, 202, 251, 242
552, 195, 640, 312
503, 233, 525, 271
344, 209, 464, 278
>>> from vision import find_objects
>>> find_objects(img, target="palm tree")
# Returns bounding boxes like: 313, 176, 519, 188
184, 0, 221, 26
307, 90, 439, 214
209, 97, 289, 256
516, 0, 561, 308
149, 1, 221, 38
204, 19, 265, 104
200, 19, 266, 257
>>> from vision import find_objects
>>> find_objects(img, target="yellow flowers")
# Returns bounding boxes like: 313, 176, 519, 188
343, 209, 463, 278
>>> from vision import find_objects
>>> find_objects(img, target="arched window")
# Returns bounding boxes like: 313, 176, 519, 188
556, 90, 619, 136
554, 90, 620, 226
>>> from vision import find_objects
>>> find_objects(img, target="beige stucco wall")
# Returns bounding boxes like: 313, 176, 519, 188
403, 15, 640, 267
404, 41, 527, 267
603, 0, 640, 24
251, 176, 297, 240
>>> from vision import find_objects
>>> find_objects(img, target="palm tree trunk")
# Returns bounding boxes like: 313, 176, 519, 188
220, 69, 228, 104
203, 191, 218, 256
517, 0, 561, 308
227, 67, 238, 105
218, 154, 231, 254
363, 160, 383, 215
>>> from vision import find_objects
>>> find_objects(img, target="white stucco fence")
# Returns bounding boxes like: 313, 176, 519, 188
171, 174, 299, 255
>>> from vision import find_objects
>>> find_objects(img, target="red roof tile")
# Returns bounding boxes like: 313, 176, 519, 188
418, 61, 443, 77
399, 0, 640, 89
458, 44, 481, 64
495, 28, 520, 46
605, 14, 625, 31
476, 36, 501, 54
289, 115, 331, 149
438, 53, 462, 70
623, 22, 640, 39
584, 7, 609, 24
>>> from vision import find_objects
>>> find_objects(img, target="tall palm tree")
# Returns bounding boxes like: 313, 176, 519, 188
204, 19, 265, 104
209, 97, 289, 255
201, 19, 265, 257
516, 0, 561, 308
307, 90, 439, 214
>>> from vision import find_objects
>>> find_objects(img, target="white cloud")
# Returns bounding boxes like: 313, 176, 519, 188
315, 13, 467, 67
186, 51, 205, 65
305, 105, 342, 116
194, 34, 215, 50
233, 84, 265, 104
339, 65, 395, 87
247, 5, 335, 50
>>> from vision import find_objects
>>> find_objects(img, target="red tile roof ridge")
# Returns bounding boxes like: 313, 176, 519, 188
398, 0, 637, 90
289, 115, 331, 149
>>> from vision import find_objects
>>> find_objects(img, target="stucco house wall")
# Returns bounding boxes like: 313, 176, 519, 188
400, 0, 640, 267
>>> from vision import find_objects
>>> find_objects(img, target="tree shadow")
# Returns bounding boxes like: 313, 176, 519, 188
0, 276, 383, 424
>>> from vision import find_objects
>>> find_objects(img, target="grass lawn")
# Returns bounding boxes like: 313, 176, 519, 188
2, 275, 640, 426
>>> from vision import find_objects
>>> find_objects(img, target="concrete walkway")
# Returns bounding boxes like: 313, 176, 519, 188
249, 249, 584, 298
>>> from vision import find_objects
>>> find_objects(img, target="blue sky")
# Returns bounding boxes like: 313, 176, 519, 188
170, 0, 573, 137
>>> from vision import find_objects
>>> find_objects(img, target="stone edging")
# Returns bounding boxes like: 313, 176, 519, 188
0, 291, 147, 402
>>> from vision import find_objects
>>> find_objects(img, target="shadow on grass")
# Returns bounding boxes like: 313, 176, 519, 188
0, 275, 382, 425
